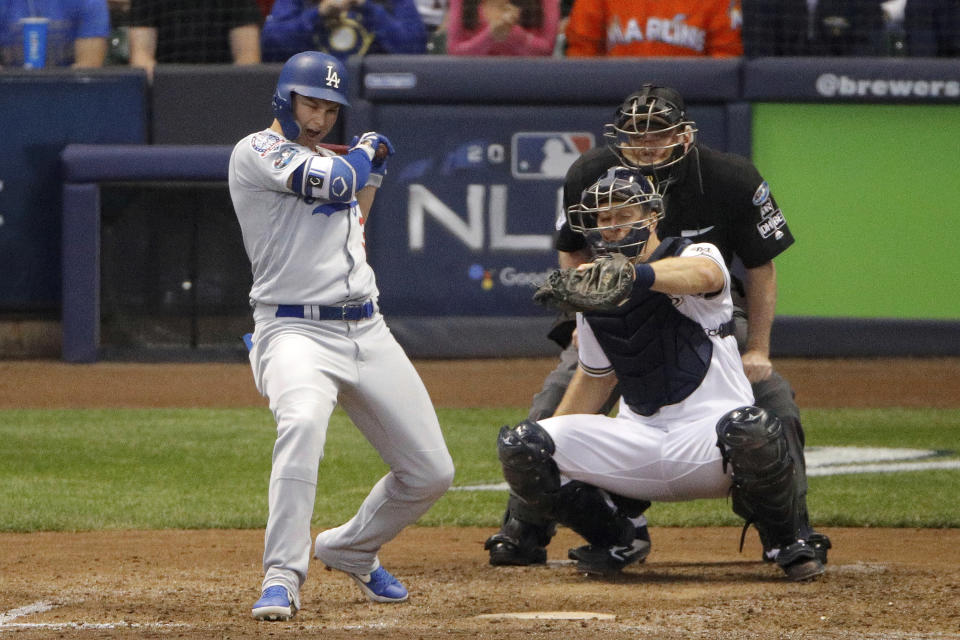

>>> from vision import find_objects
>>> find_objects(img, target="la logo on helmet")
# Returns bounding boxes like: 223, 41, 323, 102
325, 65, 341, 88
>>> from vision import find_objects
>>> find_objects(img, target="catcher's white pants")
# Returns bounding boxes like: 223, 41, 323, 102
539, 411, 734, 502
249, 313, 454, 603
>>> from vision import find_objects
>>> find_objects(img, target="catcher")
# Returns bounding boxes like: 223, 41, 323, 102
487, 84, 830, 571
495, 166, 827, 582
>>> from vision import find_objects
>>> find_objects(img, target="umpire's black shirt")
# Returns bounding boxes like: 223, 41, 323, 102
556, 144, 795, 272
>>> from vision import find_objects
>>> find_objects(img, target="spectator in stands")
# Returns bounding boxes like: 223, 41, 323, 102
446, 0, 558, 56
105, 0, 130, 65
127, 0, 262, 79
257, 0, 277, 19
261, 0, 427, 62
0, 0, 109, 68
551, 0, 573, 56
742, 0, 884, 56
416, 0, 448, 36
881, 0, 960, 57
564, 0, 742, 57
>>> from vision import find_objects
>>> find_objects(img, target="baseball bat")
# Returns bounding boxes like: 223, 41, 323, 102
318, 142, 389, 161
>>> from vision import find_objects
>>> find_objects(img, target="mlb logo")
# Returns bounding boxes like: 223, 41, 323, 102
511, 132, 594, 180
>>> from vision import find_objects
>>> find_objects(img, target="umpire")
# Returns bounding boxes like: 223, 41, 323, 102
485, 84, 830, 568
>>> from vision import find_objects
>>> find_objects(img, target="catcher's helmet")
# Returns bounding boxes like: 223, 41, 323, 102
272, 51, 350, 140
568, 167, 664, 258
603, 84, 697, 184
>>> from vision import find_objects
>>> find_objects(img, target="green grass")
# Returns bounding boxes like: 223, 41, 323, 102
0, 407, 957, 532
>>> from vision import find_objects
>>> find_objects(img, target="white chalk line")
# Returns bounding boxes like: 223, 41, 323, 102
807, 459, 960, 476
0, 601, 54, 624
0, 601, 189, 632
451, 446, 959, 491
1, 622, 191, 631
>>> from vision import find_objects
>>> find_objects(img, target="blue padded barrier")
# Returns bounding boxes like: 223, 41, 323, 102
743, 57, 960, 102
0, 69, 146, 309
357, 56, 742, 103
61, 145, 233, 182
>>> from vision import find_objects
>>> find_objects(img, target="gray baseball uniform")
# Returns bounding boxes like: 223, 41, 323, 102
229, 128, 454, 609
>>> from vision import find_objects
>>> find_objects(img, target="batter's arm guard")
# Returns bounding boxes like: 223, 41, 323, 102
289, 151, 370, 203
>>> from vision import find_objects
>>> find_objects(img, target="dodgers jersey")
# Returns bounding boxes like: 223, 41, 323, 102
228, 129, 378, 306
576, 242, 754, 428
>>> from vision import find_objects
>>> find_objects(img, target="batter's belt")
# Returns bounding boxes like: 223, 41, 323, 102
254, 301, 376, 321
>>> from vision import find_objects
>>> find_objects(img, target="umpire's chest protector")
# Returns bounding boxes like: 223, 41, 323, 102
585, 238, 712, 417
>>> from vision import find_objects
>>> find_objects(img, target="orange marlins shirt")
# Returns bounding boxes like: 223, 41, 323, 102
565, 0, 743, 57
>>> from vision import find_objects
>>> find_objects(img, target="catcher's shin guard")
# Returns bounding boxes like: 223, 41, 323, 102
496, 420, 561, 511
716, 406, 824, 580
781, 416, 831, 562
484, 494, 556, 566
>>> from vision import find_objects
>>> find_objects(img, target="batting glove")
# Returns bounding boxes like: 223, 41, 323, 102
351, 132, 395, 161
351, 132, 395, 187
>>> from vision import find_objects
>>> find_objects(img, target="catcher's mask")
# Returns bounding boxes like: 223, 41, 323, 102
603, 84, 697, 186
272, 51, 350, 141
567, 167, 664, 259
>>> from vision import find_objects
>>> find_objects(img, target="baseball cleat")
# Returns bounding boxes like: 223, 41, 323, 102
807, 532, 832, 564
781, 557, 826, 582
568, 537, 651, 576
484, 535, 547, 566
775, 540, 826, 581
252, 585, 296, 621
764, 532, 832, 565
347, 566, 409, 603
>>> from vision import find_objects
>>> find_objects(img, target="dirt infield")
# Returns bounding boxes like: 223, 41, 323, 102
2, 526, 959, 639
4, 356, 960, 409
1, 358, 959, 639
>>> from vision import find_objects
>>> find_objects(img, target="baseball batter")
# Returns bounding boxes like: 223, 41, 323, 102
228, 51, 455, 622
497, 167, 826, 582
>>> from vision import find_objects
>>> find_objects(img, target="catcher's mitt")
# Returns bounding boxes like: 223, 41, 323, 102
533, 253, 636, 313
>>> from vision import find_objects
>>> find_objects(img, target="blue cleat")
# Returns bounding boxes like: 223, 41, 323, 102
252, 585, 296, 621
347, 566, 409, 603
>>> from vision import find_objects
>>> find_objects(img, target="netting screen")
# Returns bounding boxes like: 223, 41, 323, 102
742, 1, 959, 58
99, 183, 252, 359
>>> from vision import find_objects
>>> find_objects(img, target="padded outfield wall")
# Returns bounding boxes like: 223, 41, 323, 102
753, 103, 958, 320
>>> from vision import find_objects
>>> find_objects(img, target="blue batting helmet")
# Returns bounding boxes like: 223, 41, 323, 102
272, 51, 350, 140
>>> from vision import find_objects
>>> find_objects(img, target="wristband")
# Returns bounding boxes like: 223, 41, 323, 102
634, 263, 655, 291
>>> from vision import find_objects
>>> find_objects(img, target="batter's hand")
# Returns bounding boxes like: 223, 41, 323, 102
351, 132, 394, 163
741, 349, 773, 383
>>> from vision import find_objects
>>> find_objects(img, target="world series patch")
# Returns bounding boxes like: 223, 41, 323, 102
756, 196, 786, 240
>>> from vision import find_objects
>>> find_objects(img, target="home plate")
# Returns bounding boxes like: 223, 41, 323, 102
476, 611, 615, 621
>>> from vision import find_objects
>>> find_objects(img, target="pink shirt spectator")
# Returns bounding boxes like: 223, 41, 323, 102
447, 0, 559, 56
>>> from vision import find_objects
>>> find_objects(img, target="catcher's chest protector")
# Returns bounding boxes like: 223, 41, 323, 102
585, 239, 712, 416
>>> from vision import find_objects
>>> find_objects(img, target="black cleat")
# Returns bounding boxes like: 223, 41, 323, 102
568, 536, 651, 576
807, 532, 832, 565
484, 534, 547, 566
776, 541, 826, 581
782, 557, 826, 582
764, 532, 832, 565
